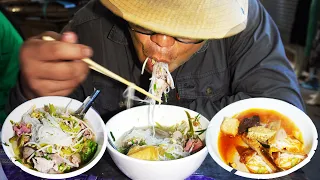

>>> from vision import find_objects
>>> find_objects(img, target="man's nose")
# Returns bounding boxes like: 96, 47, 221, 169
150, 34, 175, 47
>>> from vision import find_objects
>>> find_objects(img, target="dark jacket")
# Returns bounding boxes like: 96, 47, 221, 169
6, 0, 305, 121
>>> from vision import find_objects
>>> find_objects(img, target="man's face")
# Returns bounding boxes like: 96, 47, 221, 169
128, 23, 206, 73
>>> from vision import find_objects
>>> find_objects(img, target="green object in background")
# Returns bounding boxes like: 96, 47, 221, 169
0, 11, 23, 125
305, 0, 320, 57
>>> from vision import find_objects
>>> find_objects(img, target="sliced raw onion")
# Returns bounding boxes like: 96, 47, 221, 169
141, 57, 150, 75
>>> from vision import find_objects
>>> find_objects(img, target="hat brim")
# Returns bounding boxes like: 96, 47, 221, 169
100, 0, 248, 39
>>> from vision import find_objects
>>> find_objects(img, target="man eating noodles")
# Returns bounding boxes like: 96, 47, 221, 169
6, 0, 304, 120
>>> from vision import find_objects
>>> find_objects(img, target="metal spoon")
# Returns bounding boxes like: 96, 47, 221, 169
73, 89, 101, 119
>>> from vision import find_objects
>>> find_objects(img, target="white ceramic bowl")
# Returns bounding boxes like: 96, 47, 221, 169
1, 96, 107, 179
106, 105, 209, 180
206, 97, 318, 179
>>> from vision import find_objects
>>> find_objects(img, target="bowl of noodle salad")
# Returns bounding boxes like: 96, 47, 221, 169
1, 96, 107, 179
106, 105, 209, 180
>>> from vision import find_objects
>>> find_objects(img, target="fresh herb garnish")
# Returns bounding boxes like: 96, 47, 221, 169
195, 114, 200, 121
2, 142, 9, 146
43, 154, 52, 160
15, 159, 22, 163
185, 111, 194, 137
164, 93, 168, 102
195, 129, 207, 136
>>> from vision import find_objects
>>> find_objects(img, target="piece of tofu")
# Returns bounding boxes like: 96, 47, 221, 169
247, 126, 276, 143
221, 117, 240, 136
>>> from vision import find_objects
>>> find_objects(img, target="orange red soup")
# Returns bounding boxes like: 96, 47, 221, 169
218, 108, 300, 165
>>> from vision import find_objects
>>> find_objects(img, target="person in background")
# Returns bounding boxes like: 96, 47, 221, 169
301, 23, 320, 91
305, 24, 320, 105
5, 0, 304, 121
299, 0, 320, 90
0, 6, 23, 125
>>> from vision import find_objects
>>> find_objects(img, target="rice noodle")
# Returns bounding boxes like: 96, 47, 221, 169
117, 60, 205, 160
123, 57, 175, 135
36, 124, 73, 146
116, 127, 190, 160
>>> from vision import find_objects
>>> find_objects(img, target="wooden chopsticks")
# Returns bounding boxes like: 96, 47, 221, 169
42, 36, 162, 103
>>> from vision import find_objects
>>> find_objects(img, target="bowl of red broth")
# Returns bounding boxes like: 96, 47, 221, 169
206, 98, 318, 179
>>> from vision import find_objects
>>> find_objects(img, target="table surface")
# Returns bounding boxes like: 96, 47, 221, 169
0, 145, 308, 180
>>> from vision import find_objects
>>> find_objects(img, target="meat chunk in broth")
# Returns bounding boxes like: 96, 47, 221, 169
22, 147, 35, 159
238, 115, 260, 134
32, 157, 55, 173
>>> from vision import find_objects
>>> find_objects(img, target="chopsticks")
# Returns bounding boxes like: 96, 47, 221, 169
42, 36, 162, 103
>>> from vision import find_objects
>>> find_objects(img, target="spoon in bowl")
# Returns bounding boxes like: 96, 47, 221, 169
73, 89, 101, 119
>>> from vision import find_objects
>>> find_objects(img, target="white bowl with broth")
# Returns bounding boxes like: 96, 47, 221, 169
105, 105, 209, 180
206, 97, 318, 179
1, 96, 107, 179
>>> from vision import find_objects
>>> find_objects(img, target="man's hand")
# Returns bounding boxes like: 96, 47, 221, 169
19, 31, 92, 99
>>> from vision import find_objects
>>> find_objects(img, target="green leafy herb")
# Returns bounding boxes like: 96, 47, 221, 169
49, 104, 56, 116
195, 114, 200, 121
118, 147, 131, 155
2, 142, 9, 146
80, 140, 98, 163
58, 163, 71, 172
47, 146, 53, 153
164, 93, 168, 102
43, 154, 52, 160
153, 83, 157, 91
15, 159, 22, 163
10, 136, 21, 157
164, 152, 175, 160
195, 129, 207, 136
138, 140, 146, 146
58, 163, 65, 172
185, 111, 194, 137
155, 122, 175, 132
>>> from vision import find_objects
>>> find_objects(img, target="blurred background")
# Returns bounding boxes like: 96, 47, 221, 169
0, 0, 88, 38
0, 0, 320, 179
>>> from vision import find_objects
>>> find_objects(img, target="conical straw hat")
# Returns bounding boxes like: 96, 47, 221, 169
100, 0, 248, 39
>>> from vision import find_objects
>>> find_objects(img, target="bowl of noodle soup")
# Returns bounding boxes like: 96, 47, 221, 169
1, 96, 107, 179
106, 105, 209, 180
206, 98, 318, 179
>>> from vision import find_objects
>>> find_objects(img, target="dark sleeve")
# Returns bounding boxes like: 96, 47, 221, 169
191, 0, 305, 119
